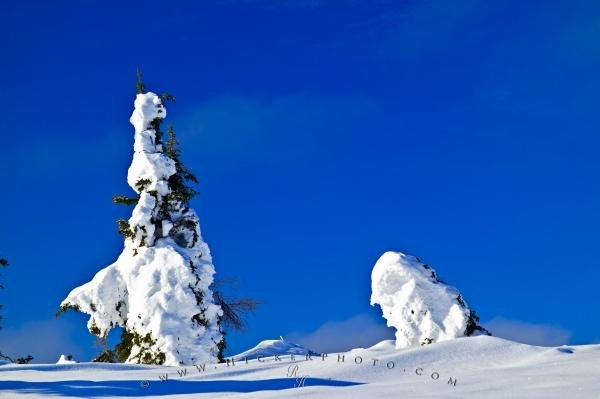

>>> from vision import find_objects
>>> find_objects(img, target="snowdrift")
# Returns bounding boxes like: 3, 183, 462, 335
1, 336, 598, 398
232, 338, 319, 360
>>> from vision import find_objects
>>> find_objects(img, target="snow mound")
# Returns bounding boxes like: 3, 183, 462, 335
1, 336, 599, 398
55, 355, 76, 364
371, 251, 488, 349
233, 338, 319, 360
364, 339, 396, 352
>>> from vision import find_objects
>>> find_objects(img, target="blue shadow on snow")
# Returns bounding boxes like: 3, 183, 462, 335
0, 378, 363, 397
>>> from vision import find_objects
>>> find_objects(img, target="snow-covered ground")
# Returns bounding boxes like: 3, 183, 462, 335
1, 335, 598, 398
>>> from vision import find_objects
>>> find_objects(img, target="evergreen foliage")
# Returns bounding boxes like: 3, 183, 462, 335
216, 324, 226, 363
116, 219, 135, 239
115, 329, 166, 365
89, 320, 102, 336
165, 125, 198, 205
465, 310, 491, 336
93, 336, 117, 363
135, 68, 145, 94
0, 352, 33, 364
134, 178, 152, 192
93, 349, 117, 363
112, 195, 139, 206
160, 92, 176, 103
55, 303, 81, 318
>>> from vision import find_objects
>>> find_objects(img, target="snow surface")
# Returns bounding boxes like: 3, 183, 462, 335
371, 251, 485, 349
59, 92, 222, 366
232, 338, 319, 360
1, 336, 598, 398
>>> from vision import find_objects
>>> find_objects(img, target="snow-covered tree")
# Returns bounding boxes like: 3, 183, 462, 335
58, 79, 223, 366
371, 251, 490, 349
0, 257, 7, 330
0, 258, 33, 364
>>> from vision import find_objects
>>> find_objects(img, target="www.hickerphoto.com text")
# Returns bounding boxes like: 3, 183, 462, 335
152, 353, 459, 388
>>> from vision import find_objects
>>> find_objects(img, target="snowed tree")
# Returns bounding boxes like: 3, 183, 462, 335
0, 258, 33, 364
58, 80, 223, 366
371, 251, 490, 349
0, 257, 6, 331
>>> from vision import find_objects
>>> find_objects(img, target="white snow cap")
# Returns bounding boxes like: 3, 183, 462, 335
371, 251, 485, 349
127, 92, 176, 192
129, 92, 166, 133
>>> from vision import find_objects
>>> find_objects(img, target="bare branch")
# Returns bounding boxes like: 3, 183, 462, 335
213, 291, 259, 331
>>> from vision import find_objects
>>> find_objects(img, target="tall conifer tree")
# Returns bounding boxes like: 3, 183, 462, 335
58, 76, 223, 366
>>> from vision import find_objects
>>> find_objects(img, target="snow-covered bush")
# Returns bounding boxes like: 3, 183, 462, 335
370, 251, 489, 349
58, 81, 223, 366
56, 354, 76, 364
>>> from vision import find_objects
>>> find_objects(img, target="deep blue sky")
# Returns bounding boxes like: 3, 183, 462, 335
1, 0, 599, 362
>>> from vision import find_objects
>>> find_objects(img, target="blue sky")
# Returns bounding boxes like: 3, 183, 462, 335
1, 0, 599, 362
